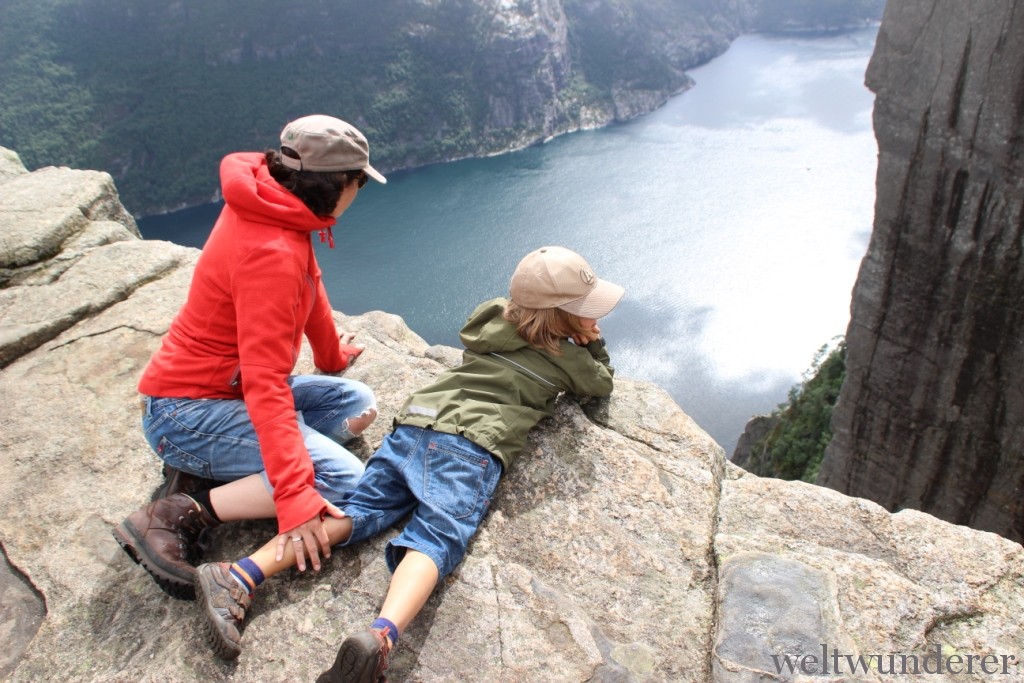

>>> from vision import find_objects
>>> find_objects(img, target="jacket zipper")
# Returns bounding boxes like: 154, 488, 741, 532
488, 353, 558, 388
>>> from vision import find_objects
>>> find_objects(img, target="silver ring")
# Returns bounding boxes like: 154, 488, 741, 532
291, 536, 302, 542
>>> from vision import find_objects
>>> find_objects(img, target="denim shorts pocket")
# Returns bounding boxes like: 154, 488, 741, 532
163, 398, 214, 431
423, 441, 490, 520
155, 435, 214, 479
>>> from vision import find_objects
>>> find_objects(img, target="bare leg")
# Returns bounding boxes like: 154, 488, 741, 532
204, 402, 377, 524
377, 550, 440, 636
244, 515, 354, 579
311, 550, 439, 679
208, 473, 276, 520
194, 506, 355, 661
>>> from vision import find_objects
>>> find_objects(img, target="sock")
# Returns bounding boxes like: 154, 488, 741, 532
372, 617, 399, 647
229, 557, 265, 595
188, 489, 222, 522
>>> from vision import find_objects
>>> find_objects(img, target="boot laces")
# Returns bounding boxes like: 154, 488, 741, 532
176, 506, 210, 563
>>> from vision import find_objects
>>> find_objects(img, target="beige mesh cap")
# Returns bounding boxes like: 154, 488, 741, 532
279, 114, 387, 183
509, 246, 624, 319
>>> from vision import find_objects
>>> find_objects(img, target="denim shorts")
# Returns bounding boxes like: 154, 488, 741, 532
341, 425, 503, 579
141, 375, 376, 504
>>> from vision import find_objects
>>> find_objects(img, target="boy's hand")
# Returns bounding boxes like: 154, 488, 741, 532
572, 324, 602, 347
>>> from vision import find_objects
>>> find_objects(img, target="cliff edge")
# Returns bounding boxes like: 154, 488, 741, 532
0, 148, 1021, 681
819, 0, 1024, 544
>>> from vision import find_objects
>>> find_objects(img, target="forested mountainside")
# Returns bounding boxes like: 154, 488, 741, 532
0, 0, 883, 215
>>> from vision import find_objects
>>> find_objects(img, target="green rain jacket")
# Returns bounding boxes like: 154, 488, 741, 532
396, 297, 614, 471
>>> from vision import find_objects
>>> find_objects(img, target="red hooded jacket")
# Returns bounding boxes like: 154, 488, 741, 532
138, 152, 358, 532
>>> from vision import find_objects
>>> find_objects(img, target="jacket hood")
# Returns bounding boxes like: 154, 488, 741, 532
459, 298, 531, 354
219, 152, 335, 234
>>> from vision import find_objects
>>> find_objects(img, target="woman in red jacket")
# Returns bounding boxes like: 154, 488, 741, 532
113, 115, 386, 600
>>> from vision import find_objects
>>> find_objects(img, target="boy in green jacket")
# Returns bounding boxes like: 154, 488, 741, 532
193, 246, 624, 681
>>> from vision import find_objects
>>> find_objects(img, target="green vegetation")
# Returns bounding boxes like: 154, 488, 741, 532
0, 0, 550, 213
563, 0, 742, 92
0, 0, 99, 171
0, 0, 883, 215
749, 339, 846, 482
755, 0, 884, 31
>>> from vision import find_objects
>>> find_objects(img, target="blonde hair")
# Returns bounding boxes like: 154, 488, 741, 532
503, 300, 592, 355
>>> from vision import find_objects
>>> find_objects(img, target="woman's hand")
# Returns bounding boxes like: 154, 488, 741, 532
338, 331, 365, 369
276, 500, 346, 571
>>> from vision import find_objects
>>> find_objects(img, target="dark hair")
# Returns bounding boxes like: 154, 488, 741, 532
264, 150, 364, 217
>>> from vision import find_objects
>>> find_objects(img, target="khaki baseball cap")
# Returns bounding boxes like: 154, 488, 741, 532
509, 246, 624, 319
279, 114, 387, 183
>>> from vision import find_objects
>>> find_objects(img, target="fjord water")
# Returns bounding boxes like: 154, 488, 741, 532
139, 27, 879, 453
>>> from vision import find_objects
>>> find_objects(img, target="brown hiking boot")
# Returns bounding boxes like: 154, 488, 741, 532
112, 493, 220, 600
195, 562, 252, 660
150, 463, 220, 502
316, 628, 392, 683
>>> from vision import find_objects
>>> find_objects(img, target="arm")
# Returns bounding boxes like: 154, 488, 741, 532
305, 278, 363, 372
585, 337, 613, 374
565, 336, 615, 399
232, 246, 324, 533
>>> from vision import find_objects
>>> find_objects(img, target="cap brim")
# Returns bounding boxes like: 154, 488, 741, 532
557, 279, 624, 319
364, 164, 387, 184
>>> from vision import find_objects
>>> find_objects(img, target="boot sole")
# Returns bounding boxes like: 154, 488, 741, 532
317, 630, 386, 683
195, 565, 243, 660
111, 522, 196, 600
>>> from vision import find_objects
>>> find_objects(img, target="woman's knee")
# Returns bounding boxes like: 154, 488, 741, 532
344, 405, 378, 436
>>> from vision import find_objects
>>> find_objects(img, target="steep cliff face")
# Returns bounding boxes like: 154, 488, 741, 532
819, 0, 1024, 543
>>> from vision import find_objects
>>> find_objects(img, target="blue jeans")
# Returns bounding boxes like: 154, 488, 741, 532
341, 425, 503, 578
141, 375, 376, 504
